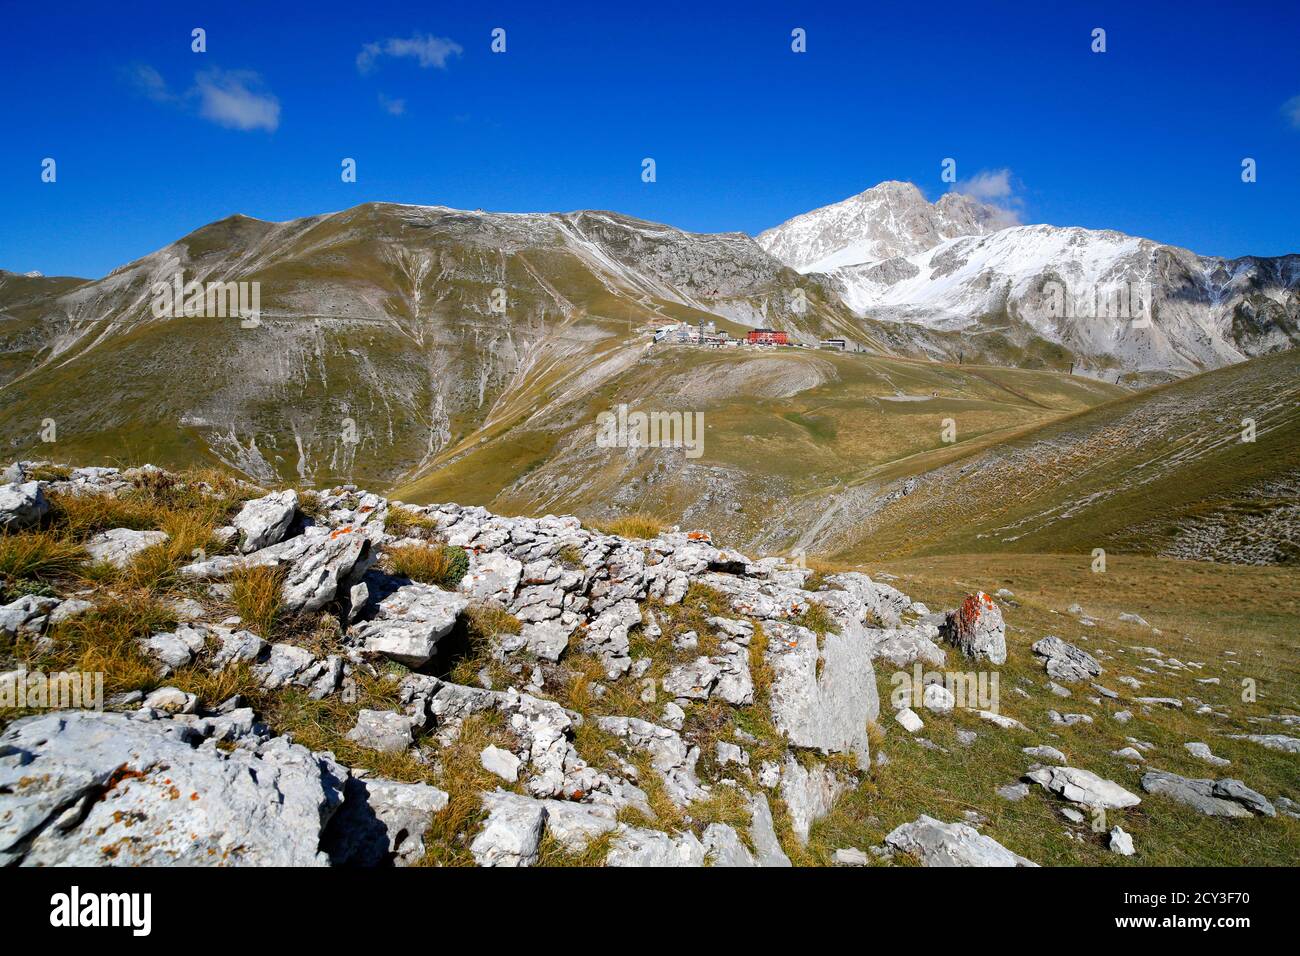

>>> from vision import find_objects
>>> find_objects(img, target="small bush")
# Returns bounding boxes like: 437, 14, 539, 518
387, 543, 468, 589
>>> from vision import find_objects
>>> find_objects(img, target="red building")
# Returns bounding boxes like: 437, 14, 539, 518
747, 328, 788, 345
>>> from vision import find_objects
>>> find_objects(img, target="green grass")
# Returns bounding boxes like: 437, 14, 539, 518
796, 552, 1300, 866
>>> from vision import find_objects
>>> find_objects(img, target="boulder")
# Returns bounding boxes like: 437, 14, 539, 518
1023, 745, 1068, 764
940, 592, 1006, 664
1184, 742, 1230, 767
884, 815, 1037, 867
703, 823, 756, 867
0, 710, 344, 866
606, 825, 706, 867
869, 625, 947, 668
540, 800, 618, 852
346, 709, 415, 753
765, 611, 878, 770
480, 745, 522, 783
780, 755, 848, 845
353, 583, 469, 667
469, 790, 548, 867
1223, 734, 1300, 754
85, 528, 169, 569
323, 776, 449, 866
0, 595, 60, 640
1140, 770, 1275, 818
1026, 766, 1141, 809
459, 551, 523, 605
182, 525, 376, 615
1031, 636, 1102, 682
0, 481, 49, 531
749, 793, 792, 867
232, 489, 299, 553
1108, 826, 1136, 856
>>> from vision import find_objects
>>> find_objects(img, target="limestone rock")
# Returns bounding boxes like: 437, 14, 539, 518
940, 592, 1006, 664
1140, 770, 1275, 818
85, 528, 169, 569
0, 710, 344, 866
480, 745, 522, 783
354, 583, 469, 667
323, 776, 449, 866
1031, 636, 1102, 682
884, 815, 1037, 867
470, 789, 548, 867
232, 489, 299, 553
346, 709, 415, 753
1026, 766, 1141, 809
0, 481, 49, 531
606, 825, 706, 867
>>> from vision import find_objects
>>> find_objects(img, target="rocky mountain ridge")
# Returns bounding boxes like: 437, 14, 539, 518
3, 463, 1296, 866
757, 183, 1300, 377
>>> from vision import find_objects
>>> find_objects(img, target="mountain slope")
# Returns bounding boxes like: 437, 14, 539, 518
756, 181, 1008, 273
822, 348, 1300, 565
758, 185, 1300, 378
0, 202, 876, 489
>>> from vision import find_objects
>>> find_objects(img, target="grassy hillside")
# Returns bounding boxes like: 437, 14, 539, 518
393, 346, 1127, 550
827, 349, 1300, 565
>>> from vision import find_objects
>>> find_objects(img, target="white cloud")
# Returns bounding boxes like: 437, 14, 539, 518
195, 69, 280, 132
1283, 94, 1300, 129
951, 168, 1023, 225
378, 93, 407, 116
357, 34, 463, 74
127, 64, 177, 103
128, 64, 280, 133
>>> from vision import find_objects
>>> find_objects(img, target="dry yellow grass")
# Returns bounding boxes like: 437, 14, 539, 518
386, 543, 468, 588
0, 531, 85, 586
595, 514, 666, 540
230, 564, 286, 639
384, 506, 440, 539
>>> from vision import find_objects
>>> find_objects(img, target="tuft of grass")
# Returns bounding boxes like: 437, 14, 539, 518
384, 507, 440, 540
25, 463, 72, 481
386, 543, 468, 589
595, 513, 666, 540
444, 604, 521, 686
557, 544, 585, 568
37, 590, 178, 695
535, 829, 614, 867
688, 786, 753, 839
230, 564, 286, 639
0, 531, 86, 584
47, 493, 160, 540
416, 711, 518, 866
792, 599, 839, 636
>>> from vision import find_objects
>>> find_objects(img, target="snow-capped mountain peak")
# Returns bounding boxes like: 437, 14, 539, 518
756, 180, 1011, 274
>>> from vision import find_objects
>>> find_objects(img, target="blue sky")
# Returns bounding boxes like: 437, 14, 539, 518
2, 0, 1298, 278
